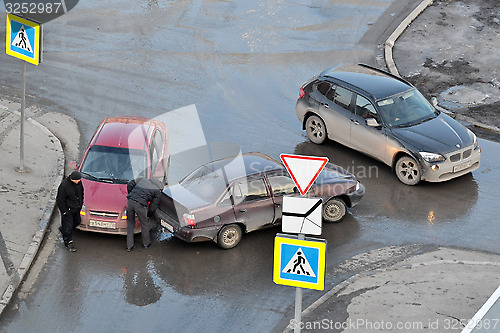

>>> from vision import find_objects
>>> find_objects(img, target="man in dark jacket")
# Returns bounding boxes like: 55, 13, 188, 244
126, 177, 162, 251
56, 171, 84, 252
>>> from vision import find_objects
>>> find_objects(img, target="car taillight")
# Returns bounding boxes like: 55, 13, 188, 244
182, 213, 196, 226
299, 87, 305, 99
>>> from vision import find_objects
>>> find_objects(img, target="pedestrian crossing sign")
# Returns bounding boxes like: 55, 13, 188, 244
273, 234, 326, 290
6, 14, 42, 65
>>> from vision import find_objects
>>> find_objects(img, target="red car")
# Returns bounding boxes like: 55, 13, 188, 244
74, 116, 169, 235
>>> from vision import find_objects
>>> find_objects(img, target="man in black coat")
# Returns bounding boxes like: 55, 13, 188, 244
126, 177, 162, 251
56, 171, 84, 252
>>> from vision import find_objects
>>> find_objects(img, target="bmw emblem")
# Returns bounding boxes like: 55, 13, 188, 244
456, 144, 461, 148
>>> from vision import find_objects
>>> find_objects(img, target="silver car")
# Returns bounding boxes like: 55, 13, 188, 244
296, 63, 481, 185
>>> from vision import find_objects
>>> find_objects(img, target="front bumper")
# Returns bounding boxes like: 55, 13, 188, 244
77, 213, 140, 235
420, 146, 481, 182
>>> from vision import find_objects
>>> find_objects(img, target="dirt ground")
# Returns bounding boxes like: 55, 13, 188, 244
394, 0, 500, 134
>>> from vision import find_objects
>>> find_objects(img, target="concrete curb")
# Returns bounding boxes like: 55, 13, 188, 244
384, 0, 500, 136
283, 259, 500, 333
0, 107, 65, 317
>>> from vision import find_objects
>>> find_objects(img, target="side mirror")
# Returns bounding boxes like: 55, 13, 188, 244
293, 187, 299, 194
67, 161, 78, 170
366, 118, 380, 127
431, 97, 438, 107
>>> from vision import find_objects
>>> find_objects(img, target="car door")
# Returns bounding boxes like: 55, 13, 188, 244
349, 94, 390, 164
232, 176, 276, 232
317, 83, 353, 146
265, 171, 298, 223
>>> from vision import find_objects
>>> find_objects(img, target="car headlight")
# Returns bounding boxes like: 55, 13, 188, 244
472, 132, 479, 149
419, 152, 446, 163
80, 204, 86, 216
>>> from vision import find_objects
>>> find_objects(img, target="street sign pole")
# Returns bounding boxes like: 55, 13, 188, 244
294, 232, 305, 333
18, 61, 26, 172
6, 14, 42, 173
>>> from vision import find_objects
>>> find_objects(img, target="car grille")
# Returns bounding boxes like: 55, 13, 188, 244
89, 210, 119, 218
448, 148, 473, 162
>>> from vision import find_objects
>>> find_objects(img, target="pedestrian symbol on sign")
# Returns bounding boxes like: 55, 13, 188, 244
282, 247, 316, 277
12, 26, 32, 52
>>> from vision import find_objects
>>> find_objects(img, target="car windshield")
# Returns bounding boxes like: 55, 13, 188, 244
376, 89, 438, 128
80, 145, 147, 184
179, 165, 229, 202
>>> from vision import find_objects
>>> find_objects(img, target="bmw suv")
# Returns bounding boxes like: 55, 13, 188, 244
296, 63, 480, 185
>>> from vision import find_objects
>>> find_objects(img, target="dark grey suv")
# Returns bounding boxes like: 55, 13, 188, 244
296, 64, 480, 185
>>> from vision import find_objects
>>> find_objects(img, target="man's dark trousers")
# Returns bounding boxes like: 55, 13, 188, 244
61, 211, 81, 246
126, 199, 150, 249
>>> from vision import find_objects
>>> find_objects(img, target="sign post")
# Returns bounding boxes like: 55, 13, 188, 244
6, 14, 42, 172
274, 154, 329, 332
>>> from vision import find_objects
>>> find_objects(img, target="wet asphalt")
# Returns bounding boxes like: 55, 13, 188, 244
0, 1, 499, 332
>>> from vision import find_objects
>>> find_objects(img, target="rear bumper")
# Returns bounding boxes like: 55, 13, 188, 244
157, 211, 219, 243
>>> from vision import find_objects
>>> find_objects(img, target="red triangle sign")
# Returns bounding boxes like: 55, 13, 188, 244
280, 154, 329, 195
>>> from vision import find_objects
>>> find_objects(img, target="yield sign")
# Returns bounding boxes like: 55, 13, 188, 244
280, 154, 328, 195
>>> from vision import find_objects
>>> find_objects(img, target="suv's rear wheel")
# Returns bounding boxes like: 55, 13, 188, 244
217, 224, 242, 249
306, 115, 327, 144
395, 155, 421, 185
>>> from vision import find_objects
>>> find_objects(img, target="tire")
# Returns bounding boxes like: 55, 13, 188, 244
323, 198, 347, 222
305, 115, 327, 144
217, 224, 242, 249
395, 155, 421, 185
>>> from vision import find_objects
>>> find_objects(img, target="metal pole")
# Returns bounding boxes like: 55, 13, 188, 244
294, 233, 305, 333
19, 60, 26, 171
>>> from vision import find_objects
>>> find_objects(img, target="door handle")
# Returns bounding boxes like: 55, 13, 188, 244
239, 208, 247, 213
274, 203, 281, 207
321, 103, 329, 108
351, 119, 360, 125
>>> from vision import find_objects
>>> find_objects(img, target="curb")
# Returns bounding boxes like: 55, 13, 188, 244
283, 259, 500, 333
384, 0, 500, 136
0, 107, 65, 317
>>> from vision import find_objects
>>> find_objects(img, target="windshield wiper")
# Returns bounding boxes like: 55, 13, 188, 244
81, 171, 99, 181
413, 116, 435, 126
98, 177, 129, 184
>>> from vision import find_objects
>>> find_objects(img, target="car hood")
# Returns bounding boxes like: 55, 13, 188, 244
82, 179, 128, 213
391, 113, 473, 154
314, 163, 357, 184
162, 183, 211, 211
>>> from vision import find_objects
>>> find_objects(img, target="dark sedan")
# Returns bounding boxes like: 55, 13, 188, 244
155, 152, 364, 249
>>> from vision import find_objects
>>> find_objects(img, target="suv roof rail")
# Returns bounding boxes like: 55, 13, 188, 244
357, 63, 414, 87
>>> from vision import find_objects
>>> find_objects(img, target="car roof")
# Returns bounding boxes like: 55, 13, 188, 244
91, 116, 156, 150
320, 63, 414, 101
192, 152, 284, 183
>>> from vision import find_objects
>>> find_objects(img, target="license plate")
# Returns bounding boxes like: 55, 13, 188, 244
160, 219, 174, 232
89, 220, 116, 229
453, 160, 474, 173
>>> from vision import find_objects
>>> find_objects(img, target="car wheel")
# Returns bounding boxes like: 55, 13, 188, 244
323, 198, 346, 222
395, 155, 421, 185
305, 115, 327, 144
217, 224, 242, 249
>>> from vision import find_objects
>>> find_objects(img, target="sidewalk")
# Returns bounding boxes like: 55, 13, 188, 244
284, 247, 500, 332
0, 99, 65, 317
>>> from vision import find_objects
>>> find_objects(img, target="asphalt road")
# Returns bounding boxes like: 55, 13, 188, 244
0, 1, 499, 332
